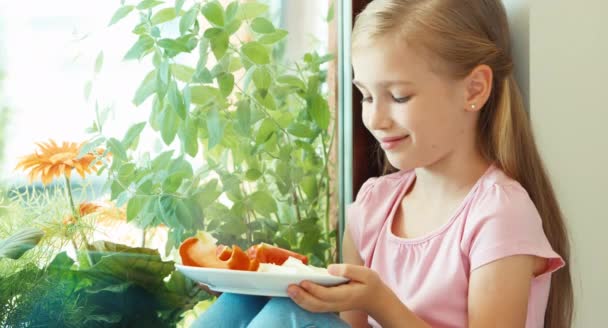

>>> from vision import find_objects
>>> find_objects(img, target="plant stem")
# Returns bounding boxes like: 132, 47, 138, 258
64, 175, 94, 267
292, 190, 302, 222
141, 229, 146, 248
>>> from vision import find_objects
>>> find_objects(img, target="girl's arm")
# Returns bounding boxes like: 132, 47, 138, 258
339, 224, 372, 328
468, 254, 543, 327
363, 254, 541, 328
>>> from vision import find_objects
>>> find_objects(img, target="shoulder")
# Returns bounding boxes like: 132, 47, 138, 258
353, 170, 413, 204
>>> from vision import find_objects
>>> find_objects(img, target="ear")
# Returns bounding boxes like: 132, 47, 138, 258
464, 64, 493, 112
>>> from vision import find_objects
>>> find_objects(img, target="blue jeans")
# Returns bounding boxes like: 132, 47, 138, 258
190, 293, 351, 328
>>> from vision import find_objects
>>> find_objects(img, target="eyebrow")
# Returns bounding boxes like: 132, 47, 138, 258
352, 80, 414, 88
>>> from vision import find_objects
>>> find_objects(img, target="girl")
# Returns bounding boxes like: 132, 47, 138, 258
193, 0, 573, 327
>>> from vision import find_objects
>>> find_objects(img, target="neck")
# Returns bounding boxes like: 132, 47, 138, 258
411, 148, 491, 201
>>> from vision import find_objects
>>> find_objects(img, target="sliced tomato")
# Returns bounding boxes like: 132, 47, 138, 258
246, 243, 308, 265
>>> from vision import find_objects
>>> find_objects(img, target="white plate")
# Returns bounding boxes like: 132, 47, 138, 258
175, 264, 350, 297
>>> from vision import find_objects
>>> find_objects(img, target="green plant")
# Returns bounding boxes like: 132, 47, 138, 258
89, 0, 336, 266
0, 184, 207, 327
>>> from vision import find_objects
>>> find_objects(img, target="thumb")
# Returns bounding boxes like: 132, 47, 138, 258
328, 264, 371, 282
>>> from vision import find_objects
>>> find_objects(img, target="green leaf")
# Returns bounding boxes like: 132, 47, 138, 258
201, 1, 225, 26
237, 2, 268, 20
228, 56, 243, 72
301, 176, 318, 200
308, 94, 330, 130
191, 85, 222, 105
107, 137, 128, 161
252, 66, 271, 91
207, 107, 223, 149
236, 100, 251, 135
174, 198, 194, 229
109, 5, 134, 26
127, 195, 149, 222
151, 8, 178, 25
209, 31, 229, 60
171, 64, 195, 82
254, 89, 276, 110
259, 29, 288, 45
245, 168, 262, 181
175, 0, 185, 13
203, 27, 223, 39
137, 0, 163, 10
255, 118, 277, 144
134, 71, 156, 105
161, 103, 180, 144
78, 137, 105, 158
94, 51, 104, 74
0, 228, 44, 260
159, 59, 169, 84
158, 38, 192, 54
249, 191, 277, 216
124, 35, 154, 60
241, 41, 270, 65
277, 74, 306, 90
217, 72, 234, 97
251, 17, 275, 34
196, 179, 221, 209
287, 123, 316, 138
180, 115, 199, 157
225, 19, 242, 35
180, 5, 199, 34
167, 80, 186, 120
326, 2, 335, 22
122, 121, 146, 149
225, 1, 239, 21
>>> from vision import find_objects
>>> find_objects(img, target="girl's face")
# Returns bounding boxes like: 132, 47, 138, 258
352, 38, 478, 171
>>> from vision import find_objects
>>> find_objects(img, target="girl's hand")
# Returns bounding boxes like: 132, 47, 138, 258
287, 264, 387, 314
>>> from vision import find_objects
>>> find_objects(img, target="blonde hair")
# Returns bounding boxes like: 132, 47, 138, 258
353, 1, 573, 327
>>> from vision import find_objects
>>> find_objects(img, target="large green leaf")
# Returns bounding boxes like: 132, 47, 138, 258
207, 107, 223, 149
171, 64, 195, 82
151, 8, 179, 25
122, 122, 146, 150
124, 35, 154, 60
217, 72, 234, 97
251, 17, 275, 34
179, 5, 199, 34
209, 30, 229, 60
307, 94, 330, 130
252, 66, 271, 91
201, 1, 225, 26
241, 41, 270, 65
249, 191, 277, 217
0, 228, 44, 260
109, 5, 134, 26
236, 2, 268, 20
259, 29, 288, 45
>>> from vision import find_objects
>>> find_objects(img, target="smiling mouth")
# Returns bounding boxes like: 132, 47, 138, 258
379, 135, 409, 150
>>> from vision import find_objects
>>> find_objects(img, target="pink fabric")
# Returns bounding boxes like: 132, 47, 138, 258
347, 165, 564, 328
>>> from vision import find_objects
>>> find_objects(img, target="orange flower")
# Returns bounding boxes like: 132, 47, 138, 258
15, 140, 105, 185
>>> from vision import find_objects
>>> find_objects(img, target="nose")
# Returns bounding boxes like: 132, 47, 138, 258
364, 100, 392, 131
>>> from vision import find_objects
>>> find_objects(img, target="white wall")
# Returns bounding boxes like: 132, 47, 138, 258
529, 1, 608, 327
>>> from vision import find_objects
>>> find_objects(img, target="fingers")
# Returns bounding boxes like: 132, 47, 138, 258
287, 284, 331, 313
300, 280, 352, 303
328, 264, 375, 283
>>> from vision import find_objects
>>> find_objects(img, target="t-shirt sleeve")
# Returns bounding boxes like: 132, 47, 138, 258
462, 183, 565, 276
346, 177, 377, 255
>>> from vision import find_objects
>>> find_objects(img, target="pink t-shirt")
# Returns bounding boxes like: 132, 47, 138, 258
347, 165, 564, 328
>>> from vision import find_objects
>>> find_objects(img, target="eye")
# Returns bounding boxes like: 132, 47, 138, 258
392, 95, 411, 103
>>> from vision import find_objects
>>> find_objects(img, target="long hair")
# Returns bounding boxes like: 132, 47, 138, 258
353, 1, 573, 327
